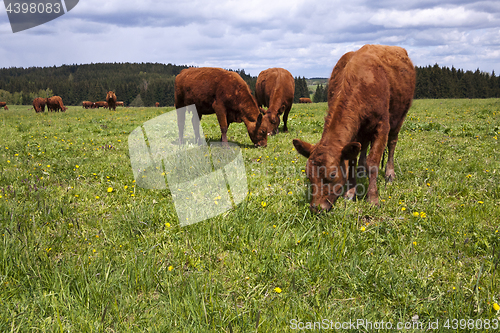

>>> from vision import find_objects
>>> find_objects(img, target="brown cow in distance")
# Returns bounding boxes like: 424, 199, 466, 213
4, 106, 8, 110
175, 67, 271, 147
94, 101, 108, 109
82, 101, 93, 109
106, 91, 117, 110
293, 44, 416, 211
116, 101, 124, 107
299, 97, 312, 103
255, 68, 295, 134
0, 102, 6, 108
155, 102, 159, 107
46, 96, 67, 112
33, 97, 46, 113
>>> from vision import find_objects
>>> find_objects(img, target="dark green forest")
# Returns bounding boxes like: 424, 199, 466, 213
0, 63, 499, 106
312, 64, 500, 103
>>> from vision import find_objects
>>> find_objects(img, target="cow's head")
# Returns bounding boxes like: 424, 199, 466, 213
293, 138, 361, 212
249, 111, 270, 147
262, 106, 285, 135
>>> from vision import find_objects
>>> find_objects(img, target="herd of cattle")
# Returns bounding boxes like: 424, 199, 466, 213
1, 44, 416, 210
175, 44, 416, 210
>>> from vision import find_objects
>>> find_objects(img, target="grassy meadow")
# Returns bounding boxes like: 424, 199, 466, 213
1, 99, 500, 332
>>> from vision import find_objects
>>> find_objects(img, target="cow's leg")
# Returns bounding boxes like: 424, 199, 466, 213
357, 143, 369, 177
176, 107, 186, 145
212, 100, 229, 144
191, 112, 203, 145
344, 157, 358, 200
385, 132, 399, 182
365, 123, 390, 206
282, 105, 291, 133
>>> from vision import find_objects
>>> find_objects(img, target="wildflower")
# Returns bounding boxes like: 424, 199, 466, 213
107, 187, 113, 193
412, 212, 419, 217
261, 201, 267, 207
165, 222, 171, 228
478, 201, 484, 204
47, 165, 50, 168
7, 160, 10, 163
401, 207, 406, 211
273, 225, 276, 228
274, 287, 282, 293
93, 249, 96, 253
168, 265, 173, 271
413, 241, 417, 246
420, 212, 426, 218
494, 303, 500, 311
75, 165, 79, 168
95, 196, 99, 199
124, 185, 128, 190
360, 226, 366, 231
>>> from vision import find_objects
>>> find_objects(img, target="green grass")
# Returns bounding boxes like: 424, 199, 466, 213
1, 99, 500, 332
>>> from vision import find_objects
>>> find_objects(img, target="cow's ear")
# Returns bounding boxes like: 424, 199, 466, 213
341, 142, 361, 161
293, 139, 314, 158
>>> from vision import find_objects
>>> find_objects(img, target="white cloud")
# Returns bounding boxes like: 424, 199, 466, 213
0, 0, 499, 77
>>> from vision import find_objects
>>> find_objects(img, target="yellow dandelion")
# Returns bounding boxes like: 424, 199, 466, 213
412, 212, 419, 217
165, 222, 171, 228
107, 187, 113, 193
261, 201, 267, 207
168, 265, 173, 271
7, 160, 10, 163
47, 165, 50, 168
124, 185, 128, 190
420, 212, 426, 218
478, 201, 484, 204
95, 196, 99, 199
274, 287, 282, 293
75, 165, 79, 168
413, 241, 417, 246
401, 207, 406, 211
273, 225, 276, 228
360, 226, 366, 231
493, 303, 500, 311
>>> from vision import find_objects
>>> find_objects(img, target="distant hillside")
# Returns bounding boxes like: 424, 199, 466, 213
1, 63, 499, 106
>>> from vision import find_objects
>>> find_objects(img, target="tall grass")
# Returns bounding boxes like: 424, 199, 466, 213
0, 99, 499, 331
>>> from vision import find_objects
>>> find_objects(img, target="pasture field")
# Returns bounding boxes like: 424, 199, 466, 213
1, 99, 500, 332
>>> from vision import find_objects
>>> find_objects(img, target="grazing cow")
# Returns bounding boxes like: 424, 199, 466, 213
33, 97, 46, 113
94, 101, 108, 109
46, 96, 67, 112
82, 101, 93, 109
155, 102, 160, 107
293, 44, 416, 211
175, 67, 271, 147
299, 97, 312, 103
4, 106, 8, 110
116, 101, 124, 107
106, 91, 117, 111
255, 68, 295, 134
0, 102, 6, 108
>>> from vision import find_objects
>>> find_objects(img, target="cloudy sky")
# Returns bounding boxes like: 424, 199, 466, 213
1, 0, 499, 77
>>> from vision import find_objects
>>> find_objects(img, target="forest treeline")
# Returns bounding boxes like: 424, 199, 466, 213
312, 64, 500, 103
0, 63, 499, 106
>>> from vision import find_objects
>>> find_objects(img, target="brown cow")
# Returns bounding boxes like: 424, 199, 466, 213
155, 102, 160, 107
4, 106, 8, 110
175, 67, 271, 147
94, 101, 108, 109
33, 97, 46, 113
46, 96, 67, 112
299, 97, 312, 103
106, 91, 117, 111
116, 101, 124, 107
0, 102, 6, 108
255, 68, 295, 134
82, 101, 93, 109
293, 45, 415, 211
